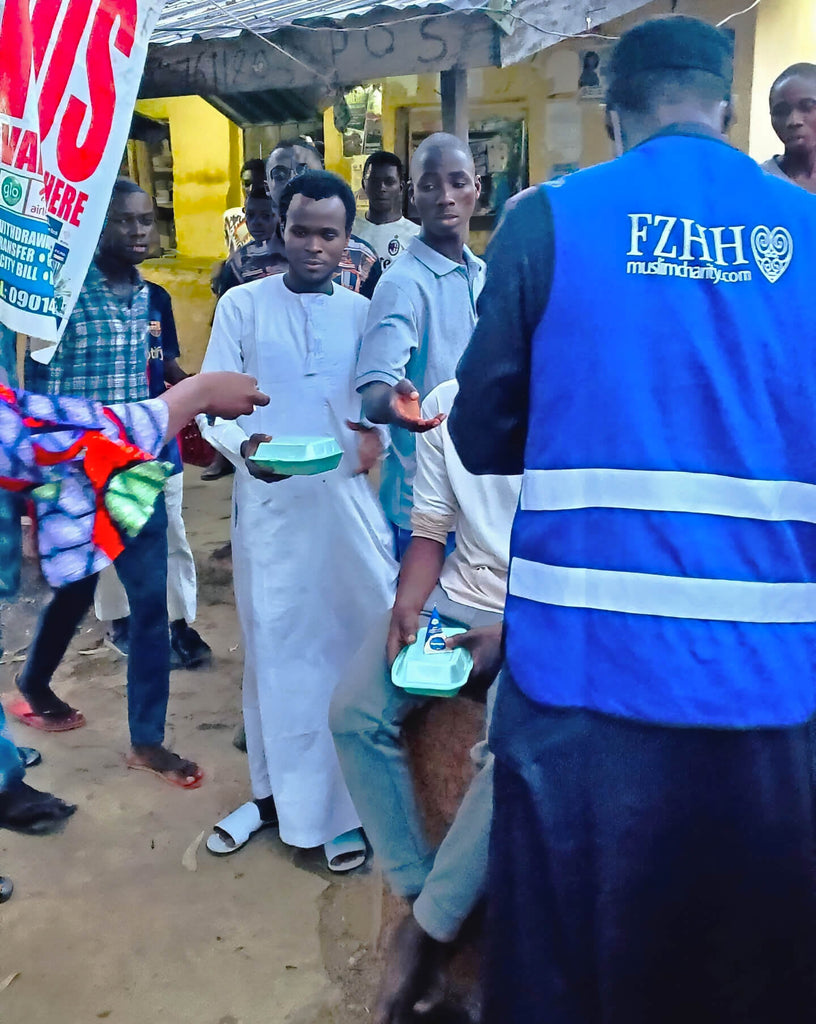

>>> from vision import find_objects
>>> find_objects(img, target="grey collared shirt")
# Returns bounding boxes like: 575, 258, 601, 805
356, 235, 485, 529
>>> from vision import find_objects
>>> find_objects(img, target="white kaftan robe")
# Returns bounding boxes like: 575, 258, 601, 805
201, 275, 397, 847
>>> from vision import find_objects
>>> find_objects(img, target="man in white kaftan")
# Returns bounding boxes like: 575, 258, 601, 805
200, 178, 397, 854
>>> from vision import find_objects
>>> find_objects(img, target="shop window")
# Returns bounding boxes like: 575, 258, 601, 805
407, 109, 529, 228
123, 116, 176, 256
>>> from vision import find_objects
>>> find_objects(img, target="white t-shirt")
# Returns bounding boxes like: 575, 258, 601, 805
352, 215, 420, 272
411, 379, 521, 614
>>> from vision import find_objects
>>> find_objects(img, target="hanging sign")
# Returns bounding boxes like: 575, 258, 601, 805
0, 0, 165, 356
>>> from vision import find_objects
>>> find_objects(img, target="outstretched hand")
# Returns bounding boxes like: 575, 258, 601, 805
161, 372, 269, 440
241, 433, 290, 483
389, 379, 446, 434
346, 419, 384, 475
201, 372, 269, 419
445, 622, 504, 701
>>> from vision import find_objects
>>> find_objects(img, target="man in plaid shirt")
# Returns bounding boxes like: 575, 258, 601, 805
17, 179, 204, 789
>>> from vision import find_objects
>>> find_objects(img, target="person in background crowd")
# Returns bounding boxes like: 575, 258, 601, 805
223, 157, 268, 254
207, 160, 272, 485
216, 189, 287, 296
265, 138, 383, 299
331, 378, 518, 1023
450, 16, 816, 1024
93, 276, 212, 670
762, 62, 816, 193
200, 171, 396, 872
0, 316, 267, 895
356, 132, 483, 559
17, 180, 205, 788
207, 185, 291, 484
352, 151, 420, 272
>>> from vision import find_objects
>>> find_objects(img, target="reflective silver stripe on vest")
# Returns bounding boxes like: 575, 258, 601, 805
520, 468, 816, 523
509, 558, 816, 623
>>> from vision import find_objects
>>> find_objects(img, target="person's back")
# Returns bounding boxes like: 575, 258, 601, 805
451, 18, 816, 1024
506, 133, 816, 728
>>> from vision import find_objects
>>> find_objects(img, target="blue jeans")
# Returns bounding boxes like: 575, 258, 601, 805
0, 702, 24, 792
18, 496, 170, 747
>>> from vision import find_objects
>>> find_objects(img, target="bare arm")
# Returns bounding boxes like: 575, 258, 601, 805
159, 372, 268, 441
386, 536, 446, 666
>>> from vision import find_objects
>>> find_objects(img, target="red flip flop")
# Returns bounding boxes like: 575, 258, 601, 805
126, 760, 205, 790
6, 696, 86, 733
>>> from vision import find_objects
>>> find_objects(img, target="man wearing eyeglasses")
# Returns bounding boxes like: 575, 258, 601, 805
265, 138, 382, 299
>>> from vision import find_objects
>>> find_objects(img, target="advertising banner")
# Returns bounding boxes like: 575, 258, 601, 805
0, 0, 165, 357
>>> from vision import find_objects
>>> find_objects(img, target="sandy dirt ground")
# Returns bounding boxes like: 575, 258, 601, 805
0, 469, 385, 1024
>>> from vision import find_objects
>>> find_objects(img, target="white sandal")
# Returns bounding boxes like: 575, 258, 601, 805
324, 828, 367, 873
206, 801, 274, 856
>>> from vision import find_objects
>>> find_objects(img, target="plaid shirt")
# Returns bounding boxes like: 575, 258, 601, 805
25, 262, 151, 403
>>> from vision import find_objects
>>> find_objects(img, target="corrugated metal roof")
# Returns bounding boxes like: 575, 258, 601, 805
152, 0, 492, 46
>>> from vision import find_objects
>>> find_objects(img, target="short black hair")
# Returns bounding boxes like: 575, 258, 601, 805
608, 67, 731, 114
606, 16, 733, 114
363, 150, 404, 181
109, 177, 148, 206
771, 62, 816, 97
278, 170, 356, 234
241, 157, 266, 176
270, 137, 323, 162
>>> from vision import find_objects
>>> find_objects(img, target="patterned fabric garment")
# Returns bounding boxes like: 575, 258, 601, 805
25, 262, 151, 404
220, 239, 288, 294
334, 234, 381, 298
0, 389, 169, 587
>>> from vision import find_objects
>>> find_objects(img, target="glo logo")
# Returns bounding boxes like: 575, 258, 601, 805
0, 173, 24, 210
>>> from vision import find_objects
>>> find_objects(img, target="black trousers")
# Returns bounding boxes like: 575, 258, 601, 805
484, 674, 816, 1024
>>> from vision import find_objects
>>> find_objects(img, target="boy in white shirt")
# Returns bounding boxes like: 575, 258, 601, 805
330, 379, 519, 1021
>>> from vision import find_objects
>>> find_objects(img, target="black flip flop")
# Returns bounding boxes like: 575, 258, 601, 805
17, 747, 42, 768
0, 876, 13, 903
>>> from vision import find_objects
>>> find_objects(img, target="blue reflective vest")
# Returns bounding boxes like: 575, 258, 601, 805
506, 132, 816, 728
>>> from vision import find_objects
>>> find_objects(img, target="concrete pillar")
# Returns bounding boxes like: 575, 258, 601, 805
441, 67, 469, 142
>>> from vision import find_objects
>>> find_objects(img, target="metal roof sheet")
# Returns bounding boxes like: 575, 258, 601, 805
151, 0, 492, 46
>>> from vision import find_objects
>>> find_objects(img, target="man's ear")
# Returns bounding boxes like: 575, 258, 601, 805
721, 99, 735, 135
606, 107, 624, 157
407, 181, 415, 206
604, 107, 615, 142
474, 174, 482, 198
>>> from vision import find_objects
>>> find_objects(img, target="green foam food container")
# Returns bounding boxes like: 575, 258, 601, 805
249, 436, 343, 475
391, 626, 473, 698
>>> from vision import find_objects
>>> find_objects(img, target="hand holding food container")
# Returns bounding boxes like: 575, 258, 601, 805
390, 606, 474, 698
444, 622, 504, 703
243, 434, 344, 481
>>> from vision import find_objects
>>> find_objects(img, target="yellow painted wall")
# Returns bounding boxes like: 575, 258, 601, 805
136, 96, 239, 259
141, 257, 219, 371
748, 0, 816, 160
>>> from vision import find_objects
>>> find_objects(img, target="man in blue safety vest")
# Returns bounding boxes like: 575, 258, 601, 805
449, 15, 816, 1024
